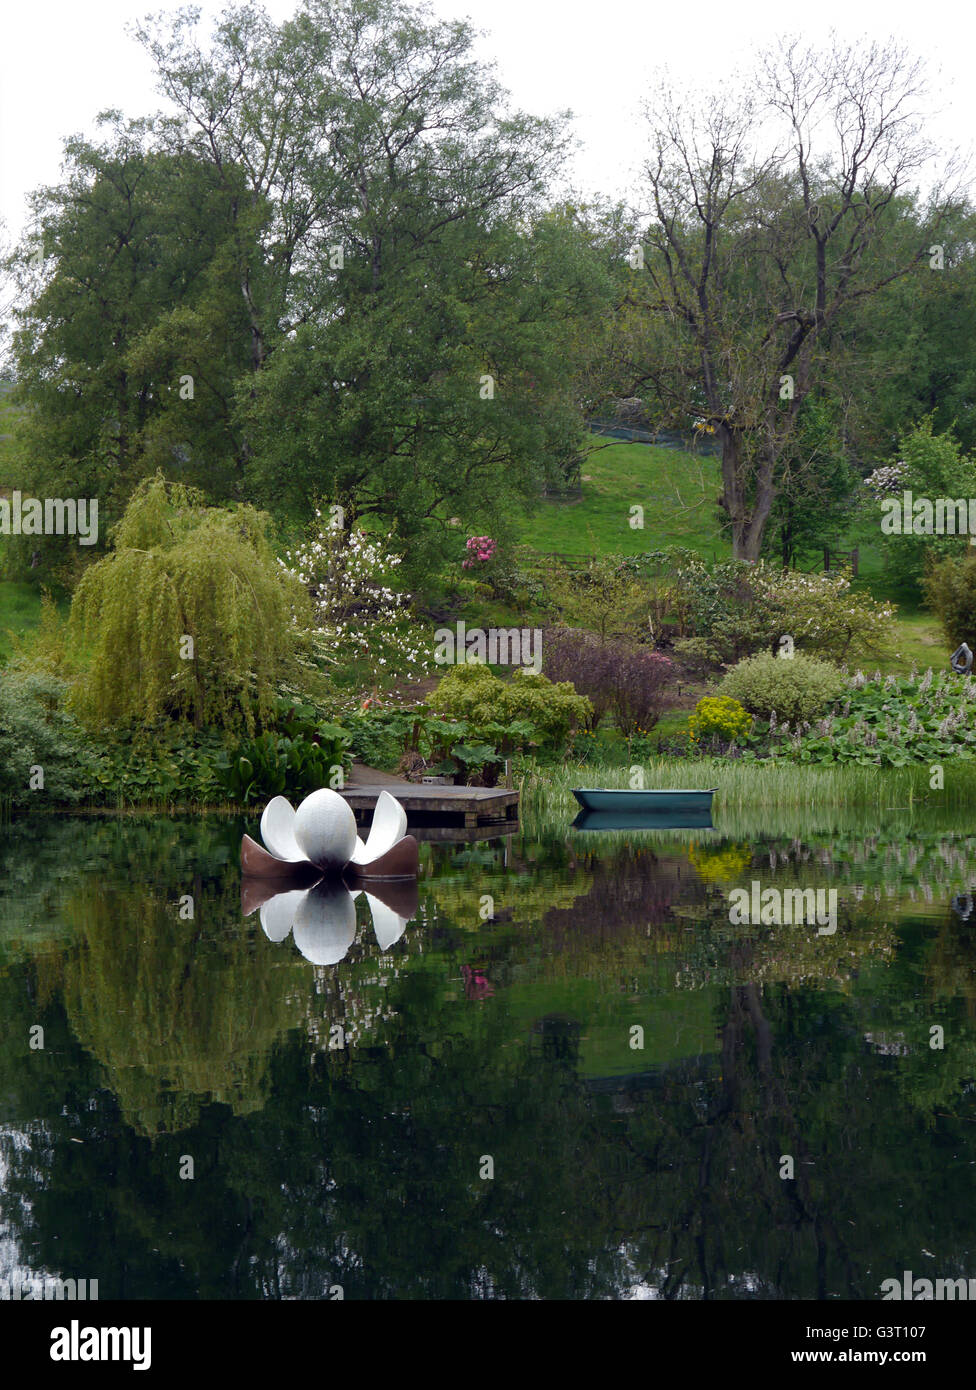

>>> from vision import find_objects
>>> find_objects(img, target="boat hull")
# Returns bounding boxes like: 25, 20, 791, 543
572, 788, 717, 813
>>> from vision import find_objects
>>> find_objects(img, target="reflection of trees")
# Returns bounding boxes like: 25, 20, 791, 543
3, 821, 976, 1297
6, 942, 976, 1298
41, 879, 301, 1136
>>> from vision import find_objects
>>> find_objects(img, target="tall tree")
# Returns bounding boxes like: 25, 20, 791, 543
134, 0, 599, 564
6, 116, 259, 552
619, 37, 958, 561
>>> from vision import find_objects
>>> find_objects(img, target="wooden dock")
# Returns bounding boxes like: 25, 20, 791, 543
343, 783, 519, 829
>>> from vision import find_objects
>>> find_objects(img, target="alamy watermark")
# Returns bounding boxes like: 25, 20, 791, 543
880, 490, 976, 544
50, 1320, 150, 1371
881, 1270, 976, 1300
1, 1275, 98, 1300
434, 621, 542, 673
728, 881, 837, 935
0, 492, 99, 545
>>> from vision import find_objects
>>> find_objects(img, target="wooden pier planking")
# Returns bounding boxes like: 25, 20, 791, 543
343, 783, 519, 828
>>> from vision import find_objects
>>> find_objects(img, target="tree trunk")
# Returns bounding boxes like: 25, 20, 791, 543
720, 425, 777, 562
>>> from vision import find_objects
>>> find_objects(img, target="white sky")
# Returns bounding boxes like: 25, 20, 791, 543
0, 0, 973, 243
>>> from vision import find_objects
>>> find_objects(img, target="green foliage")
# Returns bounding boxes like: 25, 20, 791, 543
752, 566, 895, 663
0, 582, 49, 666
5, 119, 257, 573
923, 548, 976, 649
652, 549, 895, 667
340, 708, 412, 770
341, 702, 537, 782
542, 554, 651, 642
720, 652, 847, 723
221, 720, 352, 805
845, 208, 976, 460
0, 667, 93, 808
429, 663, 591, 750
873, 421, 976, 592
762, 399, 859, 567
755, 668, 976, 768
69, 475, 310, 732
88, 726, 232, 805
687, 696, 753, 746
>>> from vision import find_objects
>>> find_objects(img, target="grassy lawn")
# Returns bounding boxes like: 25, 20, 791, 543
0, 579, 46, 663
873, 608, 946, 676
515, 437, 731, 561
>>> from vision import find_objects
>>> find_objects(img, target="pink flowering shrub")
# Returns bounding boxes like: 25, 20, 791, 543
462, 535, 497, 569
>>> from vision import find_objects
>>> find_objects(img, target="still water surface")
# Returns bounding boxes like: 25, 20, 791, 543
2, 811, 975, 1299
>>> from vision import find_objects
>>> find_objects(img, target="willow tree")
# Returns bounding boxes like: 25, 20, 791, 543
70, 475, 309, 731
56, 876, 302, 1137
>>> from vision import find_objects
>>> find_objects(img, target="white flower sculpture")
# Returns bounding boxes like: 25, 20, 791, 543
241, 788, 419, 881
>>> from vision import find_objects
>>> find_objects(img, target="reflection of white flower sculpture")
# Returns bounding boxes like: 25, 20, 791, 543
241, 788, 418, 880
242, 878, 418, 964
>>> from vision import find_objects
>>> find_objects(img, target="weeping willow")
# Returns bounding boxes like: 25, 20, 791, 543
43, 878, 303, 1137
70, 474, 310, 731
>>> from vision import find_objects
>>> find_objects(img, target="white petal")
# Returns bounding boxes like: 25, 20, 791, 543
259, 888, 309, 943
260, 797, 307, 862
349, 789, 407, 865
366, 892, 408, 950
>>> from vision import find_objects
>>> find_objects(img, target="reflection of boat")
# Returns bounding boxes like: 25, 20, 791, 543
572, 808, 714, 831
572, 788, 717, 813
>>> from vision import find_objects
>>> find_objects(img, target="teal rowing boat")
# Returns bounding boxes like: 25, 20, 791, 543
572, 787, 717, 813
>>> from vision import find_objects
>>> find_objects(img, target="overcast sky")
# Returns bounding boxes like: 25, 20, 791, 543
0, 0, 972, 244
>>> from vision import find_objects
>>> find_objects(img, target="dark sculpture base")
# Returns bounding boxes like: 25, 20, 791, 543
240, 832, 420, 881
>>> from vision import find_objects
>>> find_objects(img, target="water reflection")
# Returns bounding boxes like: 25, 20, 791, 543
2, 812, 976, 1299
572, 807, 715, 831
243, 876, 419, 962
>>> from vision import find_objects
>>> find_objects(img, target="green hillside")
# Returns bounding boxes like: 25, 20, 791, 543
515, 438, 731, 561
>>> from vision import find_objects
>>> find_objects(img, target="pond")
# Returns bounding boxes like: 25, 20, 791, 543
2, 809, 975, 1300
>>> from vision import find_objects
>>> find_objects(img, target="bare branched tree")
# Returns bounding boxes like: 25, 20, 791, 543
620, 36, 963, 561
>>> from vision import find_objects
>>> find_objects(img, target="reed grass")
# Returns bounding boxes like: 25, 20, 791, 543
520, 757, 976, 841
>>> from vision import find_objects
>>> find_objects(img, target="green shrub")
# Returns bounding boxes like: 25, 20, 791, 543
337, 709, 407, 770
221, 726, 352, 804
646, 549, 894, 666
89, 726, 232, 805
751, 566, 895, 663
720, 652, 847, 723
429, 663, 591, 749
687, 696, 753, 745
874, 421, 976, 592
0, 669, 92, 808
923, 548, 976, 649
